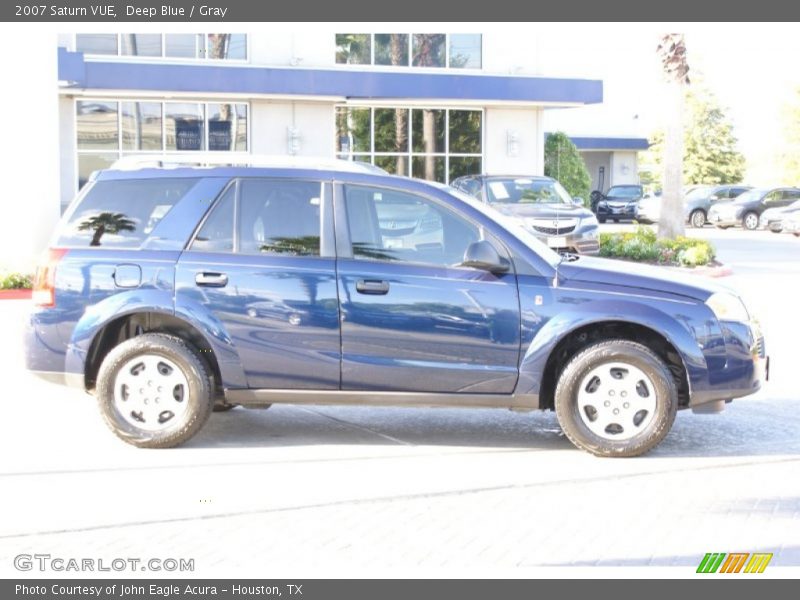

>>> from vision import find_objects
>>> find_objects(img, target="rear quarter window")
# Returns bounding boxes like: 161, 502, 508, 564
57, 178, 200, 248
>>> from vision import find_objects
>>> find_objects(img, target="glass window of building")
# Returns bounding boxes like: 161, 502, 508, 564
76, 33, 247, 61
76, 34, 118, 55
412, 34, 446, 68
449, 34, 482, 69
165, 103, 205, 151
164, 33, 202, 58
76, 99, 249, 190
335, 106, 483, 183
76, 101, 119, 150
335, 34, 371, 65
374, 34, 409, 66
208, 104, 248, 152
119, 34, 162, 57
121, 102, 163, 151
335, 34, 481, 69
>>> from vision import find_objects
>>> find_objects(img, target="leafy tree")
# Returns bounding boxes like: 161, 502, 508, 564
778, 86, 800, 185
644, 86, 745, 186
544, 132, 591, 203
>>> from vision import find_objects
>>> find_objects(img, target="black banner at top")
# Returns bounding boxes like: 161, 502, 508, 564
2, 0, 800, 22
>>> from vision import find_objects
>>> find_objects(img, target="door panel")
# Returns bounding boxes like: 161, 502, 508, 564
336, 184, 521, 394
175, 178, 340, 390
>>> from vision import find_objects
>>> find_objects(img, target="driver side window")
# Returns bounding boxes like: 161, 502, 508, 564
343, 185, 480, 268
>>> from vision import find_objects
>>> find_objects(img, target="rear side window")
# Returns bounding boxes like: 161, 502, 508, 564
57, 178, 199, 248
189, 179, 323, 256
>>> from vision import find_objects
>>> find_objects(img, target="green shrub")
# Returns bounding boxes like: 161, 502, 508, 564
599, 227, 716, 267
0, 272, 33, 290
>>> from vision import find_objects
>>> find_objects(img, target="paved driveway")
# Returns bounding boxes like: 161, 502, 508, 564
0, 227, 797, 576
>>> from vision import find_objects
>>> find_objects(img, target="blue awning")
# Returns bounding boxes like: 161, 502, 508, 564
58, 47, 603, 106
569, 136, 650, 151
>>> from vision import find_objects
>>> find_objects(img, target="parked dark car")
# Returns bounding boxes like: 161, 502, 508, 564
759, 199, 800, 232
708, 187, 800, 230
451, 174, 599, 254
684, 185, 752, 228
594, 185, 644, 223
25, 158, 768, 457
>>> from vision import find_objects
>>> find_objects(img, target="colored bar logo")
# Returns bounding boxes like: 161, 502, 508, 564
697, 552, 773, 573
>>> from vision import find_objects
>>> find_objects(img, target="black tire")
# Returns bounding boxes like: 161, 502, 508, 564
613, 218, 620, 223
96, 333, 214, 448
689, 209, 706, 228
598, 217, 607, 224
554, 340, 678, 457
742, 211, 759, 231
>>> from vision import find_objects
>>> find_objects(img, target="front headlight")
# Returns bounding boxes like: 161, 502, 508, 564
706, 292, 750, 323
580, 214, 598, 228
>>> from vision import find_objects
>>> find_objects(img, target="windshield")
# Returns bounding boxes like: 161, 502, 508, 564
426, 182, 561, 268
734, 189, 767, 203
484, 177, 573, 205
606, 185, 642, 199
685, 186, 714, 200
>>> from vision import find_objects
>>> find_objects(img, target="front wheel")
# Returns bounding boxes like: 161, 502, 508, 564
598, 217, 607, 224
554, 340, 678, 457
96, 333, 215, 448
743, 211, 759, 230
689, 209, 706, 228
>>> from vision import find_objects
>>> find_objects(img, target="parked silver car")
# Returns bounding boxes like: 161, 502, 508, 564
451, 175, 599, 254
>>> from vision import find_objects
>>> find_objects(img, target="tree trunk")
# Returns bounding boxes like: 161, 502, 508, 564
658, 80, 685, 239
391, 35, 407, 176
423, 109, 436, 180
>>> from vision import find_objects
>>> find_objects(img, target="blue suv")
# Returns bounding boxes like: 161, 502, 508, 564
25, 159, 768, 456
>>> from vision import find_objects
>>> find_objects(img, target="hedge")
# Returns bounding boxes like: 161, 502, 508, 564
599, 227, 716, 267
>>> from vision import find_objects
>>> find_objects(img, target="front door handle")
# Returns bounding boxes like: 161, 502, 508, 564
195, 272, 228, 287
356, 279, 390, 295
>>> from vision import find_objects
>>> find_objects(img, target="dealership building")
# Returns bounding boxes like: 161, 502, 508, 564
0, 30, 648, 267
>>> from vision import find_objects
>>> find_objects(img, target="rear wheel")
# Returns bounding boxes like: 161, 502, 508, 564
96, 333, 214, 448
613, 218, 620, 223
743, 211, 759, 230
598, 217, 607, 224
554, 340, 678, 457
689, 209, 706, 228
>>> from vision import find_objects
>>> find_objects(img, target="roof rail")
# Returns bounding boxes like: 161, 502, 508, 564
109, 153, 388, 175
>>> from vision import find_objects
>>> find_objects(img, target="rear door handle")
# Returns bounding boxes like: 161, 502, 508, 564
195, 272, 228, 287
356, 279, 390, 295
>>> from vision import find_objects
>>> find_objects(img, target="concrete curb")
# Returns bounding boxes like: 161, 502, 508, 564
0, 290, 31, 300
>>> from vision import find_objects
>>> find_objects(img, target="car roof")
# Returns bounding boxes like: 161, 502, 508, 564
101, 154, 388, 178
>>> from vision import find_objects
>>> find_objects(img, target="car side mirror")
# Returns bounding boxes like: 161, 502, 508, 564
461, 240, 509, 273
572, 197, 584, 206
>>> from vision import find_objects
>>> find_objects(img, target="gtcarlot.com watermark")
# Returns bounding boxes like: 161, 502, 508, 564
14, 553, 195, 573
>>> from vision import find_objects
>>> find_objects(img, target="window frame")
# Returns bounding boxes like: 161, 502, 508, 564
74, 33, 249, 63
75, 97, 251, 194
187, 178, 333, 259
334, 181, 509, 272
334, 33, 482, 70
334, 105, 484, 184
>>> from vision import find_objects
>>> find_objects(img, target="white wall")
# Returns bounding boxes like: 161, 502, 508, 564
610, 151, 639, 186
250, 101, 336, 157
581, 151, 612, 193
0, 33, 61, 271
249, 31, 335, 68
59, 97, 76, 210
483, 107, 543, 175
481, 32, 540, 75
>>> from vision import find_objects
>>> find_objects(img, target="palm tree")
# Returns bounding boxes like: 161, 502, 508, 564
657, 34, 690, 239
391, 34, 409, 175
414, 35, 441, 181
78, 212, 136, 246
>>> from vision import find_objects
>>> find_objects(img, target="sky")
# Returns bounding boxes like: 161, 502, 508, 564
541, 23, 800, 185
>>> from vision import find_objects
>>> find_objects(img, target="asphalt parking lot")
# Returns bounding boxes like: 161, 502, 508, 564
0, 225, 798, 576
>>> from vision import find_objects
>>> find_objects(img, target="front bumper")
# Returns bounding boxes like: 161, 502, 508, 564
709, 211, 741, 227
691, 320, 767, 408
597, 203, 638, 220
526, 224, 600, 255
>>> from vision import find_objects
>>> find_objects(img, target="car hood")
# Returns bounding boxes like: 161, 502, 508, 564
604, 196, 640, 203
557, 256, 721, 301
488, 203, 592, 219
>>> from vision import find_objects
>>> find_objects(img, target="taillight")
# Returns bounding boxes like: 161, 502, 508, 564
32, 248, 68, 307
